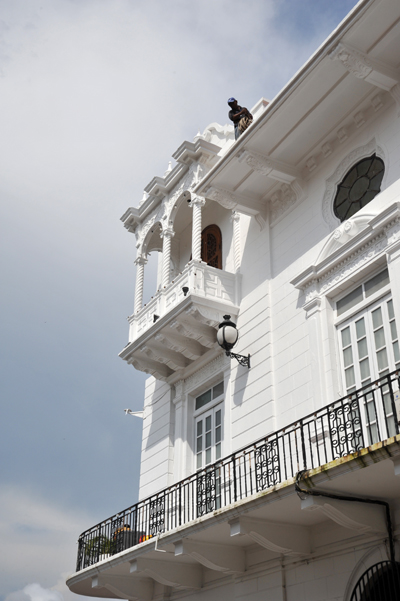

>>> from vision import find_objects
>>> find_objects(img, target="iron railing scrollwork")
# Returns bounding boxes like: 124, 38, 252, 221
76, 370, 400, 571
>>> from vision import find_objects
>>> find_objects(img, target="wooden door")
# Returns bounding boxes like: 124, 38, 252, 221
201, 225, 222, 269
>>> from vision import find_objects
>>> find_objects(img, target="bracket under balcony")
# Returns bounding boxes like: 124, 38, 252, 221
119, 261, 241, 382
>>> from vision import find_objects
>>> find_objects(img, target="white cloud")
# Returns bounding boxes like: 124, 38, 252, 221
22, 584, 63, 601
0, 1, 359, 600
5, 582, 102, 601
0, 486, 95, 599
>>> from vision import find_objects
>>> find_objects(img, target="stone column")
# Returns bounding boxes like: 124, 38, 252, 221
134, 256, 147, 313
231, 210, 241, 273
160, 228, 175, 289
190, 195, 206, 261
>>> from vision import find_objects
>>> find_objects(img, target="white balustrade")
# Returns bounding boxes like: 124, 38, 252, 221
128, 261, 239, 342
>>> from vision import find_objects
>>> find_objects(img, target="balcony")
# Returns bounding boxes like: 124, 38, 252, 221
119, 260, 241, 381
70, 371, 400, 580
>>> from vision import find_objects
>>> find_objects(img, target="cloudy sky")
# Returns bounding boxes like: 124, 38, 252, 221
0, 1, 360, 600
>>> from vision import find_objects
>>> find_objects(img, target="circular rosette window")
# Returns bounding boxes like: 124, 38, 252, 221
333, 154, 384, 222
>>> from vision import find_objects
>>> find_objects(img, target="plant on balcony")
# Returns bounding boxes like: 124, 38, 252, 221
84, 535, 112, 565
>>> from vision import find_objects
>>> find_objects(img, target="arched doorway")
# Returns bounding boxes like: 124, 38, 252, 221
201, 225, 222, 269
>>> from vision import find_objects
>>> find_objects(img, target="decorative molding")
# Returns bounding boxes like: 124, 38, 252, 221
306, 157, 317, 173
269, 181, 303, 224
371, 93, 383, 112
204, 185, 266, 221
175, 540, 245, 573
301, 495, 386, 533
236, 149, 299, 183
337, 127, 348, 143
302, 233, 387, 304
230, 518, 311, 556
237, 149, 273, 177
330, 43, 373, 80
172, 380, 184, 406
385, 217, 400, 247
184, 305, 220, 328
322, 138, 384, 230
136, 210, 160, 251
231, 211, 241, 272
134, 162, 208, 255
188, 194, 206, 209
134, 255, 148, 266
390, 83, 400, 116
353, 111, 365, 128
184, 354, 228, 394
160, 225, 175, 239
330, 42, 399, 92
205, 186, 238, 210
322, 142, 332, 158
320, 234, 387, 295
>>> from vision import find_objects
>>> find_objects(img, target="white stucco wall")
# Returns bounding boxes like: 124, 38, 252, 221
137, 99, 400, 501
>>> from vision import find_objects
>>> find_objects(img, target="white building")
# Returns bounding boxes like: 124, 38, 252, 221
67, 1, 400, 599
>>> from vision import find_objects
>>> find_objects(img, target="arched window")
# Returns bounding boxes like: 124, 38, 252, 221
333, 154, 384, 222
350, 561, 400, 601
201, 225, 222, 269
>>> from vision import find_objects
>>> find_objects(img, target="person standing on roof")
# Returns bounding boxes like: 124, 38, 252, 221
228, 98, 253, 140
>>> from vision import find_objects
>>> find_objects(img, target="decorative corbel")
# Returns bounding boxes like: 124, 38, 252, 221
330, 43, 400, 110
237, 149, 300, 184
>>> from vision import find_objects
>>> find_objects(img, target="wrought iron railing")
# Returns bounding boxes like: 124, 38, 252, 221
76, 370, 400, 571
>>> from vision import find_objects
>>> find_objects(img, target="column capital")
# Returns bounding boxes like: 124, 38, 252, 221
160, 227, 175, 239
189, 195, 206, 208
134, 255, 148, 266
231, 210, 240, 222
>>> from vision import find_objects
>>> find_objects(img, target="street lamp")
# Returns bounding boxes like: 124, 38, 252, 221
217, 315, 250, 368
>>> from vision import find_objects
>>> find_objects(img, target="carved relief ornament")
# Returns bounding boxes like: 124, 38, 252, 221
237, 149, 273, 177
205, 187, 238, 210
301, 233, 388, 305
269, 182, 301, 223
330, 43, 373, 80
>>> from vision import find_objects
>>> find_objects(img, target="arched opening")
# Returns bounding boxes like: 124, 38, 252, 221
201, 225, 222, 269
141, 224, 163, 306
350, 561, 400, 601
